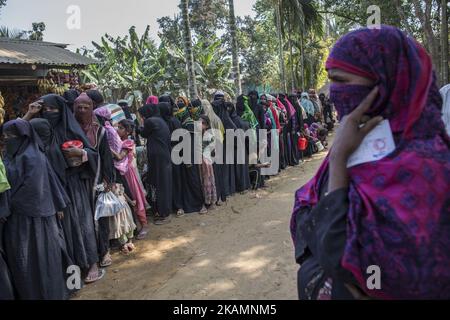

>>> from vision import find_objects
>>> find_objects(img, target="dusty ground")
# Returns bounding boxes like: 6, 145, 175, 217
75, 142, 330, 300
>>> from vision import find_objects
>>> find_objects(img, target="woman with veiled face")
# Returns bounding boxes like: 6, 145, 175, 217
291, 25, 450, 300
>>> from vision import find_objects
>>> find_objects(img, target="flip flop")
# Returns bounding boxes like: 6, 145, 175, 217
84, 268, 106, 284
176, 209, 185, 217
154, 217, 171, 225
127, 243, 135, 252
136, 228, 149, 240
99, 254, 112, 268
121, 246, 130, 255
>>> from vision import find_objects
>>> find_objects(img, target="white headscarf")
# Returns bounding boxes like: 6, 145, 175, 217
440, 84, 450, 136
201, 99, 224, 143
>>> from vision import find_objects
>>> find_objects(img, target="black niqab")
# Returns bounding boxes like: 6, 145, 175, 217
63, 89, 80, 112
30, 118, 68, 185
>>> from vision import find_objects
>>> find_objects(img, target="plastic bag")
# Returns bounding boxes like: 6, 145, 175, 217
316, 141, 325, 152
94, 184, 126, 221
0, 158, 10, 193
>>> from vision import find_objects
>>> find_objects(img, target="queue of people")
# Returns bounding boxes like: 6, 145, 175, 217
0, 86, 332, 299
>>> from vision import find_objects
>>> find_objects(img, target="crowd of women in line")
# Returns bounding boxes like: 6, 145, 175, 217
0, 85, 333, 300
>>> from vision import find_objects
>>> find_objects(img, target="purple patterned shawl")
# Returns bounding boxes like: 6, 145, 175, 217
291, 26, 450, 299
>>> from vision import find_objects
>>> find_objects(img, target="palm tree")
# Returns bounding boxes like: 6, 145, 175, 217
279, 0, 323, 90
275, 0, 287, 92
228, 0, 242, 97
0, 26, 26, 39
180, 0, 198, 99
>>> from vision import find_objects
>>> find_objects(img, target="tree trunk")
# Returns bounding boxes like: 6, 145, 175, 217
288, 28, 296, 92
394, 0, 414, 36
412, 0, 441, 81
441, 0, 449, 84
228, 0, 242, 97
275, 0, 287, 93
180, 0, 198, 99
300, 30, 305, 90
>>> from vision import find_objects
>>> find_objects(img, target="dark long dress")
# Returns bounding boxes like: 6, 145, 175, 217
0, 190, 14, 300
178, 115, 205, 213
279, 96, 300, 167
159, 103, 185, 212
229, 104, 251, 192
212, 162, 226, 202
141, 116, 173, 218
212, 100, 236, 197
40, 94, 100, 272
294, 170, 356, 300
248, 91, 266, 131
289, 95, 305, 162
91, 128, 116, 260
1, 119, 70, 300
278, 110, 288, 170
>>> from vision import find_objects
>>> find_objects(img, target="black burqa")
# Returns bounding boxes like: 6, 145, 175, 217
40, 94, 99, 272
248, 91, 266, 130
139, 105, 173, 218
289, 94, 304, 162
175, 106, 205, 213
279, 94, 300, 166
228, 102, 251, 193
212, 100, 236, 197
1, 119, 70, 300
276, 99, 288, 170
0, 185, 13, 300
159, 102, 183, 211
86, 89, 105, 109
63, 89, 80, 112
75, 100, 116, 261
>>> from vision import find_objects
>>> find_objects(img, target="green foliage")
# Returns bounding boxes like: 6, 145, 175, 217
0, 21, 46, 41
81, 25, 233, 102
0, 26, 27, 39
28, 22, 45, 41
238, 0, 326, 92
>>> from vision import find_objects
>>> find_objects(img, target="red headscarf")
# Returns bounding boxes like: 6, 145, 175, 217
145, 95, 159, 105
74, 93, 100, 147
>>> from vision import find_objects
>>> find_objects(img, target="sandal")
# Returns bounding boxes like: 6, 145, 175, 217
126, 243, 135, 252
84, 268, 106, 284
100, 253, 112, 268
154, 217, 171, 225
176, 209, 185, 217
199, 207, 208, 215
136, 227, 149, 240
121, 245, 130, 255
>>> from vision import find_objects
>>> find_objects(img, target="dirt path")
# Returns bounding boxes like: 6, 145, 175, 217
75, 145, 330, 300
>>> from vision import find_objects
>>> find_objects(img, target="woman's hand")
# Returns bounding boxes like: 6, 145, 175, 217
57, 211, 64, 220
23, 100, 43, 121
62, 147, 84, 158
328, 87, 383, 193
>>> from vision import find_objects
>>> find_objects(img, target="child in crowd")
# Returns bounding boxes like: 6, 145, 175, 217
109, 183, 136, 254
113, 119, 150, 240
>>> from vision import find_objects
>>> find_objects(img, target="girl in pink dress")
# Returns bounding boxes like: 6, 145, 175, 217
113, 119, 149, 240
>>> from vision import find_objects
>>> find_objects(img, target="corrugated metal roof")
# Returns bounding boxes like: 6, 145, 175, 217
0, 38, 98, 66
